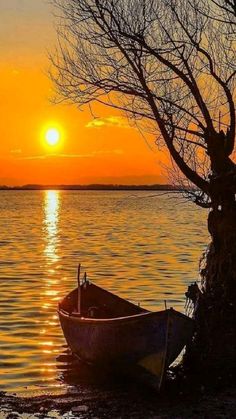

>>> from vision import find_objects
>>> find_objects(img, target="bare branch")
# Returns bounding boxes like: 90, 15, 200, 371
50, 0, 236, 208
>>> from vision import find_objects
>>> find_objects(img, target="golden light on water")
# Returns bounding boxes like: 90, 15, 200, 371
44, 190, 60, 263
40, 191, 62, 377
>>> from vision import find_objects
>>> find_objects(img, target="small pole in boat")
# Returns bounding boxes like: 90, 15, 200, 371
164, 300, 167, 310
77, 264, 81, 314
84, 271, 87, 283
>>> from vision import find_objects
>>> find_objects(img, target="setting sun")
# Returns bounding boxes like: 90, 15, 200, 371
45, 128, 60, 146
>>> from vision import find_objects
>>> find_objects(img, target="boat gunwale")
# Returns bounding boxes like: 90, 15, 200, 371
58, 305, 193, 324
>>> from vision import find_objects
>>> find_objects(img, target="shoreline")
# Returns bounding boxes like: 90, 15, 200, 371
1, 379, 236, 418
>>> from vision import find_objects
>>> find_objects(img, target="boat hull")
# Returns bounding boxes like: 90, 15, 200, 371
58, 285, 194, 389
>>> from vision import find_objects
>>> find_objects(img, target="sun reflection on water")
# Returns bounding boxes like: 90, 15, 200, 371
40, 191, 62, 381
0, 190, 208, 394
44, 190, 60, 263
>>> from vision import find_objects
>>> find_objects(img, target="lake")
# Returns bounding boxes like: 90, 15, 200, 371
0, 190, 208, 395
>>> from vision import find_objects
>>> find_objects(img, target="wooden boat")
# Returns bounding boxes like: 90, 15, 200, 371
58, 272, 194, 389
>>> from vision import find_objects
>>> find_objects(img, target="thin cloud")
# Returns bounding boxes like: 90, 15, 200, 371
17, 150, 124, 160
12, 69, 20, 76
86, 116, 130, 129
10, 149, 22, 155
94, 149, 124, 156
18, 153, 92, 161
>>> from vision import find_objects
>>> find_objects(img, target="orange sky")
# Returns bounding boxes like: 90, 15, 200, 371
0, 0, 166, 186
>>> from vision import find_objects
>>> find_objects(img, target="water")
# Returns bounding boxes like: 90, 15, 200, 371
0, 190, 208, 395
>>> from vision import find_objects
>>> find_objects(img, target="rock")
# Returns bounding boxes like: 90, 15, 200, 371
72, 405, 89, 413
47, 410, 60, 418
6, 413, 19, 419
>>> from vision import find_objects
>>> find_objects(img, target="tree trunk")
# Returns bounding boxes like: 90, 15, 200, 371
185, 206, 236, 375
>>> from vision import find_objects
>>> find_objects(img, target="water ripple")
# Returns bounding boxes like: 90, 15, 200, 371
0, 190, 208, 394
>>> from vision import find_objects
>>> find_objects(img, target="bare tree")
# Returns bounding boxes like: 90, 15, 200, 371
51, 0, 236, 373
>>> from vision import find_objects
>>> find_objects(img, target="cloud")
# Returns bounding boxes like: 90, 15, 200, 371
18, 154, 92, 161
93, 149, 124, 156
17, 150, 124, 161
11, 69, 20, 76
86, 116, 130, 129
10, 149, 22, 155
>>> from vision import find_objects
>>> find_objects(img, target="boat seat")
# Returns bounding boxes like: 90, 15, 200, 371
87, 304, 114, 319
87, 306, 100, 318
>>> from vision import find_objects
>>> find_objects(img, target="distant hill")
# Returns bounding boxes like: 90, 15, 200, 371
0, 183, 180, 191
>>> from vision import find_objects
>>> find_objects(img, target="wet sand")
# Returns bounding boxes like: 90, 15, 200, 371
1, 379, 236, 419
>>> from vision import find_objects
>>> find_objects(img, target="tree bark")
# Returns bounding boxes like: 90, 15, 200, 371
185, 205, 236, 374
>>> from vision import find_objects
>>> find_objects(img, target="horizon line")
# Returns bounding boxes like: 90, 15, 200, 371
0, 183, 180, 191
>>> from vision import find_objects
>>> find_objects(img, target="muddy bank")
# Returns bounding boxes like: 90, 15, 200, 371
1, 381, 236, 419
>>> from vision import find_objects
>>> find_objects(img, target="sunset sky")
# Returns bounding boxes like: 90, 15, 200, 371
0, 0, 166, 186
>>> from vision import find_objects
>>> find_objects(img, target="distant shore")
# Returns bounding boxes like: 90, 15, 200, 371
0, 183, 180, 191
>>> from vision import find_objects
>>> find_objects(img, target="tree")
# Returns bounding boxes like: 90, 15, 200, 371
51, 0, 236, 374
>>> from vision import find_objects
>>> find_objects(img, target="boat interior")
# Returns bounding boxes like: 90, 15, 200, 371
59, 281, 148, 319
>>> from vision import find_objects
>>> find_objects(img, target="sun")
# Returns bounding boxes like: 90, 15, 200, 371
41, 122, 64, 151
45, 128, 60, 146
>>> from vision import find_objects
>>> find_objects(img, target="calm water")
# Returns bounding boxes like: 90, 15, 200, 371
0, 191, 208, 394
